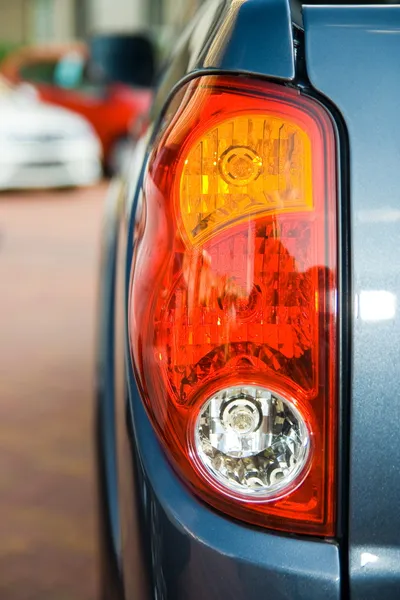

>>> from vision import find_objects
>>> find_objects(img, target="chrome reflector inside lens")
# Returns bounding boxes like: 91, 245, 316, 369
194, 385, 310, 499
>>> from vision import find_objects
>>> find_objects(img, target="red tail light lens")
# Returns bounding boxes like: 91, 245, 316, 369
129, 76, 337, 536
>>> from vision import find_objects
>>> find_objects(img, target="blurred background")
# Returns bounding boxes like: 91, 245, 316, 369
0, 1, 201, 599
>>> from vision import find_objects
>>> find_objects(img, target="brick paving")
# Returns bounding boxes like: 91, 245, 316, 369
0, 185, 107, 600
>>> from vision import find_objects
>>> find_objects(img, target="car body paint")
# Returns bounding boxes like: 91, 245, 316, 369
305, 5, 400, 598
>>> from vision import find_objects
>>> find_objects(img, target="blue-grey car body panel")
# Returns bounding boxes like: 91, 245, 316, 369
191, 0, 295, 79
97, 182, 121, 552
304, 5, 400, 599
96, 180, 125, 597
96, 0, 345, 598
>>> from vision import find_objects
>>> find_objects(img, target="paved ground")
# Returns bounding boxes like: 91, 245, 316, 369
0, 184, 107, 600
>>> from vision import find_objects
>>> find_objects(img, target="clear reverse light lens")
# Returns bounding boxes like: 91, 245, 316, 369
194, 385, 310, 499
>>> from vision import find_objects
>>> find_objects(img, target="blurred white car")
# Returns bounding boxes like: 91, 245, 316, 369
0, 77, 102, 190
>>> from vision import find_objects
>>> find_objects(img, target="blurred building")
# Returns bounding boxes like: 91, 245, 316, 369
0, 0, 203, 46
0, 0, 74, 45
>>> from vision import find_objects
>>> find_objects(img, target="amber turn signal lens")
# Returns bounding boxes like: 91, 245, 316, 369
130, 76, 337, 537
180, 113, 313, 246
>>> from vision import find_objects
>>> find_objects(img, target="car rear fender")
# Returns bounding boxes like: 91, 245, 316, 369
304, 6, 400, 599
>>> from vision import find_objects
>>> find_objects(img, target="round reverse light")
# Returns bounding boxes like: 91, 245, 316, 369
194, 385, 310, 499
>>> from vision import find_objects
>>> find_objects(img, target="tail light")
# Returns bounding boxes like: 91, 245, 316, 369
129, 75, 337, 536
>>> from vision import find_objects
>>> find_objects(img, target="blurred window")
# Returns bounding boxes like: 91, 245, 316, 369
89, 35, 156, 88
20, 60, 57, 84
54, 52, 85, 89
33, 0, 55, 43
74, 0, 89, 40
53, 52, 106, 97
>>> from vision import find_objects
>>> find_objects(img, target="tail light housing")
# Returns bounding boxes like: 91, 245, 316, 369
129, 76, 337, 536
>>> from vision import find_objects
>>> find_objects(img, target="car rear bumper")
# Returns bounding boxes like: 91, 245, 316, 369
127, 374, 342, 600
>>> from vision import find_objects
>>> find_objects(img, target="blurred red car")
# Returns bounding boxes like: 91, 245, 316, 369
1, 39, 154, 173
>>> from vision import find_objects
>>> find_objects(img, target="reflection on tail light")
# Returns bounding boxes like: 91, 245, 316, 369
129, 76, 337, 536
